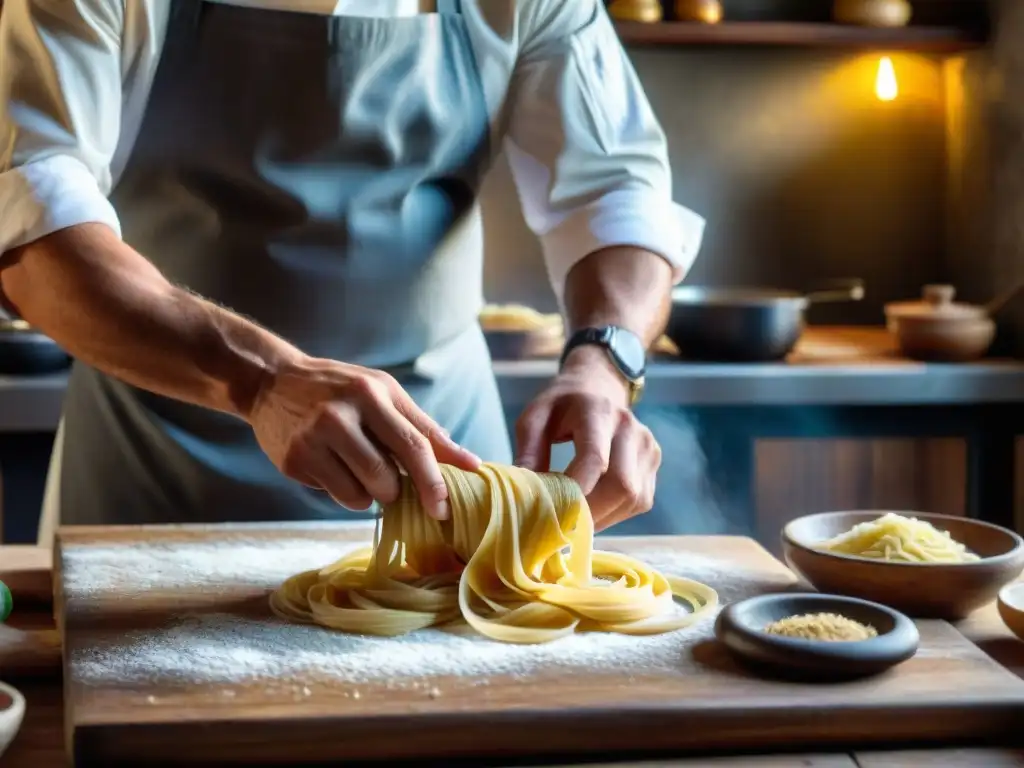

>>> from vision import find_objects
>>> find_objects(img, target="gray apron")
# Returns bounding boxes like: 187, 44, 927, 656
50, 0, 511, 528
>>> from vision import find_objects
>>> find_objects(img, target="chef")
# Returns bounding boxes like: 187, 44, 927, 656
0, 0, 705, 538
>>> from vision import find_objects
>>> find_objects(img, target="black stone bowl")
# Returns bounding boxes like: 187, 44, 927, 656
715, 592, 919, 682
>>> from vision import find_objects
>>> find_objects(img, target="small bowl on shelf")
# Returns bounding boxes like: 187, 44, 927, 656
782, 511, 1024, 620
715, 592, 919, 681
483, 326, 561, 360
479, 305, 563, 360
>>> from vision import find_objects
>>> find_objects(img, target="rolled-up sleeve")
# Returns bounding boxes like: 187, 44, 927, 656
0, 0, 124, 257
504, 0, 705, 298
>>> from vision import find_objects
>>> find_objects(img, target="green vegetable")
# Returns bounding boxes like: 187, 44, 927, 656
0, 579, 11, 622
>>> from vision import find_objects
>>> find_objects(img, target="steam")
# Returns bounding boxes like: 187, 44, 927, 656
638, 406, 746, 536
543, 406, 748, 537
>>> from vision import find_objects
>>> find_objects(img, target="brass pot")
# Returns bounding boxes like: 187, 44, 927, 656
607, 0, 663, 23
833, 0, 912, 27
675, 0, 723, 23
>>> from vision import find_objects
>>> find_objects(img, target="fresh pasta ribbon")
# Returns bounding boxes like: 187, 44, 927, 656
819, 512, 979, 563
270, 463, 718, 643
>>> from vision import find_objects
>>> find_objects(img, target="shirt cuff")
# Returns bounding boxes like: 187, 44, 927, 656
539, 188, 706, 300
0, 154, 121, 256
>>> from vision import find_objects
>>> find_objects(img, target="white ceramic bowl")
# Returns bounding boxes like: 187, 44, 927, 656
998, 582, 1024, 641
0, 681, 26, 758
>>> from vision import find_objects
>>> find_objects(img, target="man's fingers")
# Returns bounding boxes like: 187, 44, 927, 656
593, 499, 633, 533
302, 445, 375, 511
314, 407, 402, 504
563, 408, 616, 496
514, 401, 553, 472
395, 395, 481, 471
588, 426, 642, 528
362, 403, 450, 521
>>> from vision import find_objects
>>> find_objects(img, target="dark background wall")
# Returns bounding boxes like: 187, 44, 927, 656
945, 0, 1024, 356
482, 43, 984, 538
480, 48, 951, 327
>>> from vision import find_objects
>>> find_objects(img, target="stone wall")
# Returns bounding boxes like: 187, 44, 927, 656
945, 0, 1024, 354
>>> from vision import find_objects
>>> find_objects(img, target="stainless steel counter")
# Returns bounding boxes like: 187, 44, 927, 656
0, 374, 68, 432
494, 358, 1024, 407
3, 359, 1024, 432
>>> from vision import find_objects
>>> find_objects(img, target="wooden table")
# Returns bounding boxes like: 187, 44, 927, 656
4, 544, 1024, 767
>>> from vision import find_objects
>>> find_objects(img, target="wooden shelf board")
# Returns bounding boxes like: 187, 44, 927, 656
614, 21, 986, 52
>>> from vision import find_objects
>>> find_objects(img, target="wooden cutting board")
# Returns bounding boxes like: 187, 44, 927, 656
56, 524, 1024, 766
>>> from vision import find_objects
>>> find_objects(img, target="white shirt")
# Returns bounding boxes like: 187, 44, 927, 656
0, 0, 705, 297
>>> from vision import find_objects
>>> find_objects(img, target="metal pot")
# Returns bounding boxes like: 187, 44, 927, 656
665, 280, 864, 362
0, 318, 71, 375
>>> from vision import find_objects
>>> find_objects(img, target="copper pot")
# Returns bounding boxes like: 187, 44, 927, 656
884, 283, 1024, 362
833, 0, 912, 27
674, 0, 723, 23
607, 0, 663, 23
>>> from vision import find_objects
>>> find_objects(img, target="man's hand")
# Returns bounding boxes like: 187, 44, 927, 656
514, 346, 661, 531
249, 356, 480, 520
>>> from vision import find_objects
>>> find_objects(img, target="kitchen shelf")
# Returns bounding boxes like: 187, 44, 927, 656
614, 21, 986, 52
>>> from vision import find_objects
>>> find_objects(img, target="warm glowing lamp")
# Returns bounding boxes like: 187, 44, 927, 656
875, 56, 898, 101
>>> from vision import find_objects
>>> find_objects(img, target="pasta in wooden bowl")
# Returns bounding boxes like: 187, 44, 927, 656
783, 510, 1024, 619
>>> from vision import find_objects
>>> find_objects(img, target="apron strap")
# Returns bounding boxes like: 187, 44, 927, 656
437, 0, 463, 15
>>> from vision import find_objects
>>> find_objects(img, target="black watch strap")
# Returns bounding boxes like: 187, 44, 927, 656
560, 326, 647, 404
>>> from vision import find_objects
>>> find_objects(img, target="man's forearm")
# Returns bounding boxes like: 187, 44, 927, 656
0, 224, 301, 419
562, 246, 674, 348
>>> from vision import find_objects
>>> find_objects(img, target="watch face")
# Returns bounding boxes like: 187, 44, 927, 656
611, 328, 646, 380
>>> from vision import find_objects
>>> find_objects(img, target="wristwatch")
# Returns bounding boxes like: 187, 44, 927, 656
560, 326, 647, 406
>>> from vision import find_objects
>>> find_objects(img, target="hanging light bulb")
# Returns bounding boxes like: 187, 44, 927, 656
875, 56, 898, 102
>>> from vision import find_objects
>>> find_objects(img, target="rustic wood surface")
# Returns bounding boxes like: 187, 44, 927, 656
44, 526, 1024, 765
7, 539, 1024, 766
0, 545, 53, 606
539, 326, 904, 363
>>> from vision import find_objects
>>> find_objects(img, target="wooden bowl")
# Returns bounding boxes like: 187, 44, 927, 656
884, 284, 997, 362
997, 582, 1024, 641
716, 593, 919, 681
0, 681, 26, 758
782, 511, 1024, 620
886, 316, 996, 362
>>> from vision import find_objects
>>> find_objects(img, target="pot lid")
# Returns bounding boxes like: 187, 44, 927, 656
884, 285, 987, 320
